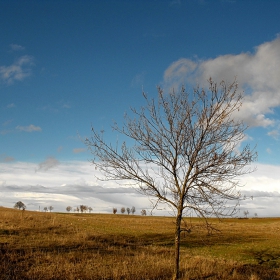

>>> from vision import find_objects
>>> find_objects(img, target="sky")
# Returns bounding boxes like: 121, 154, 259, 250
1, 0, 280, 217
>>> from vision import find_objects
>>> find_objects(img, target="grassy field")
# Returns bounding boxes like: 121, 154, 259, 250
0, 207, 280, 280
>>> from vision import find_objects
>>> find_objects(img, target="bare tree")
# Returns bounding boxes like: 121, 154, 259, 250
85, 79, 256, 279
131, 206, 136, 215
48, 206, 54, 212
66, 206, 72, 212
14, 201, 26, 210
43, 207, 48, 212
244, 210, 249, 218
141, 209, 147, 216
121, 207, 125, 214
113, 207, 117, 214
88, 206, 93, 213
126, 207, 131, 215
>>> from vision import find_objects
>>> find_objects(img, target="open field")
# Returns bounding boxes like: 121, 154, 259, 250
0, 207, 280, 280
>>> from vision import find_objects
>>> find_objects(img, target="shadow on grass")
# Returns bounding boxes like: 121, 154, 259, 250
232, 263, 280, 280
246, 248, 280, 268
0, 225, 268, 253
1, 234, 280, 280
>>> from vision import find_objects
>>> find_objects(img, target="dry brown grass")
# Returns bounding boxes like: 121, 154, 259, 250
0, 207, 280, 279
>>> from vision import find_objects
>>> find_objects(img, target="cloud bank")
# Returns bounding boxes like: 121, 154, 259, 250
0, 161, 150, 214
0, 161, 279, 217
164, 37, 280, 129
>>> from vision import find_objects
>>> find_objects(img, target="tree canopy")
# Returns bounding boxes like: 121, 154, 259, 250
14, 201, 26, 210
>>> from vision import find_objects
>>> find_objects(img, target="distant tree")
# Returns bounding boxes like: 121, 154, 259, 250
86, 78, 257, 279
126, 207, 131, 215
66, 206, 72, 213
141, 209, 147, 216
80, 205, 88, 213
43, 207, 48, 212
76, 207, 79, 213
48, 206, 54, 212
254, 212, 258, 218
121, 207, 125, 214
88, 207, 93, 213
14, 201, 26, 210
131, 206, 136, 215
113, 208, 117, 214
244, 210, 249, 218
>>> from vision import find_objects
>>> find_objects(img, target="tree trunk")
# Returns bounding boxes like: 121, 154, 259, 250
174, 211, 182, 279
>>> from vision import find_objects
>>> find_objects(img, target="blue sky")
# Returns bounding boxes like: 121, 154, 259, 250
1, 0, 280, 216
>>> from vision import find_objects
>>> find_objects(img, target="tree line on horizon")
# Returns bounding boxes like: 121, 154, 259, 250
13, 201, 254, 219
112, 207, 147, 216
66, 205, 93, 213
13, 201, 149, 216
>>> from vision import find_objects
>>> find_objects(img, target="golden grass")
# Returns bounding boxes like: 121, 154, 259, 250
0, 206, 280, 279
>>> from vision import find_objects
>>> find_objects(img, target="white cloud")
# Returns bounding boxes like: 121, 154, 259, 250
10, 44, 25, 51
0, 55, 34, 84
163, 37, 280, 128
16, 124, 42, 132
240, 163, 280, 193
267, 129, 279, 139
36, 157, 60, 172
164, 58, 197, 89
232, 133, 252, 154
